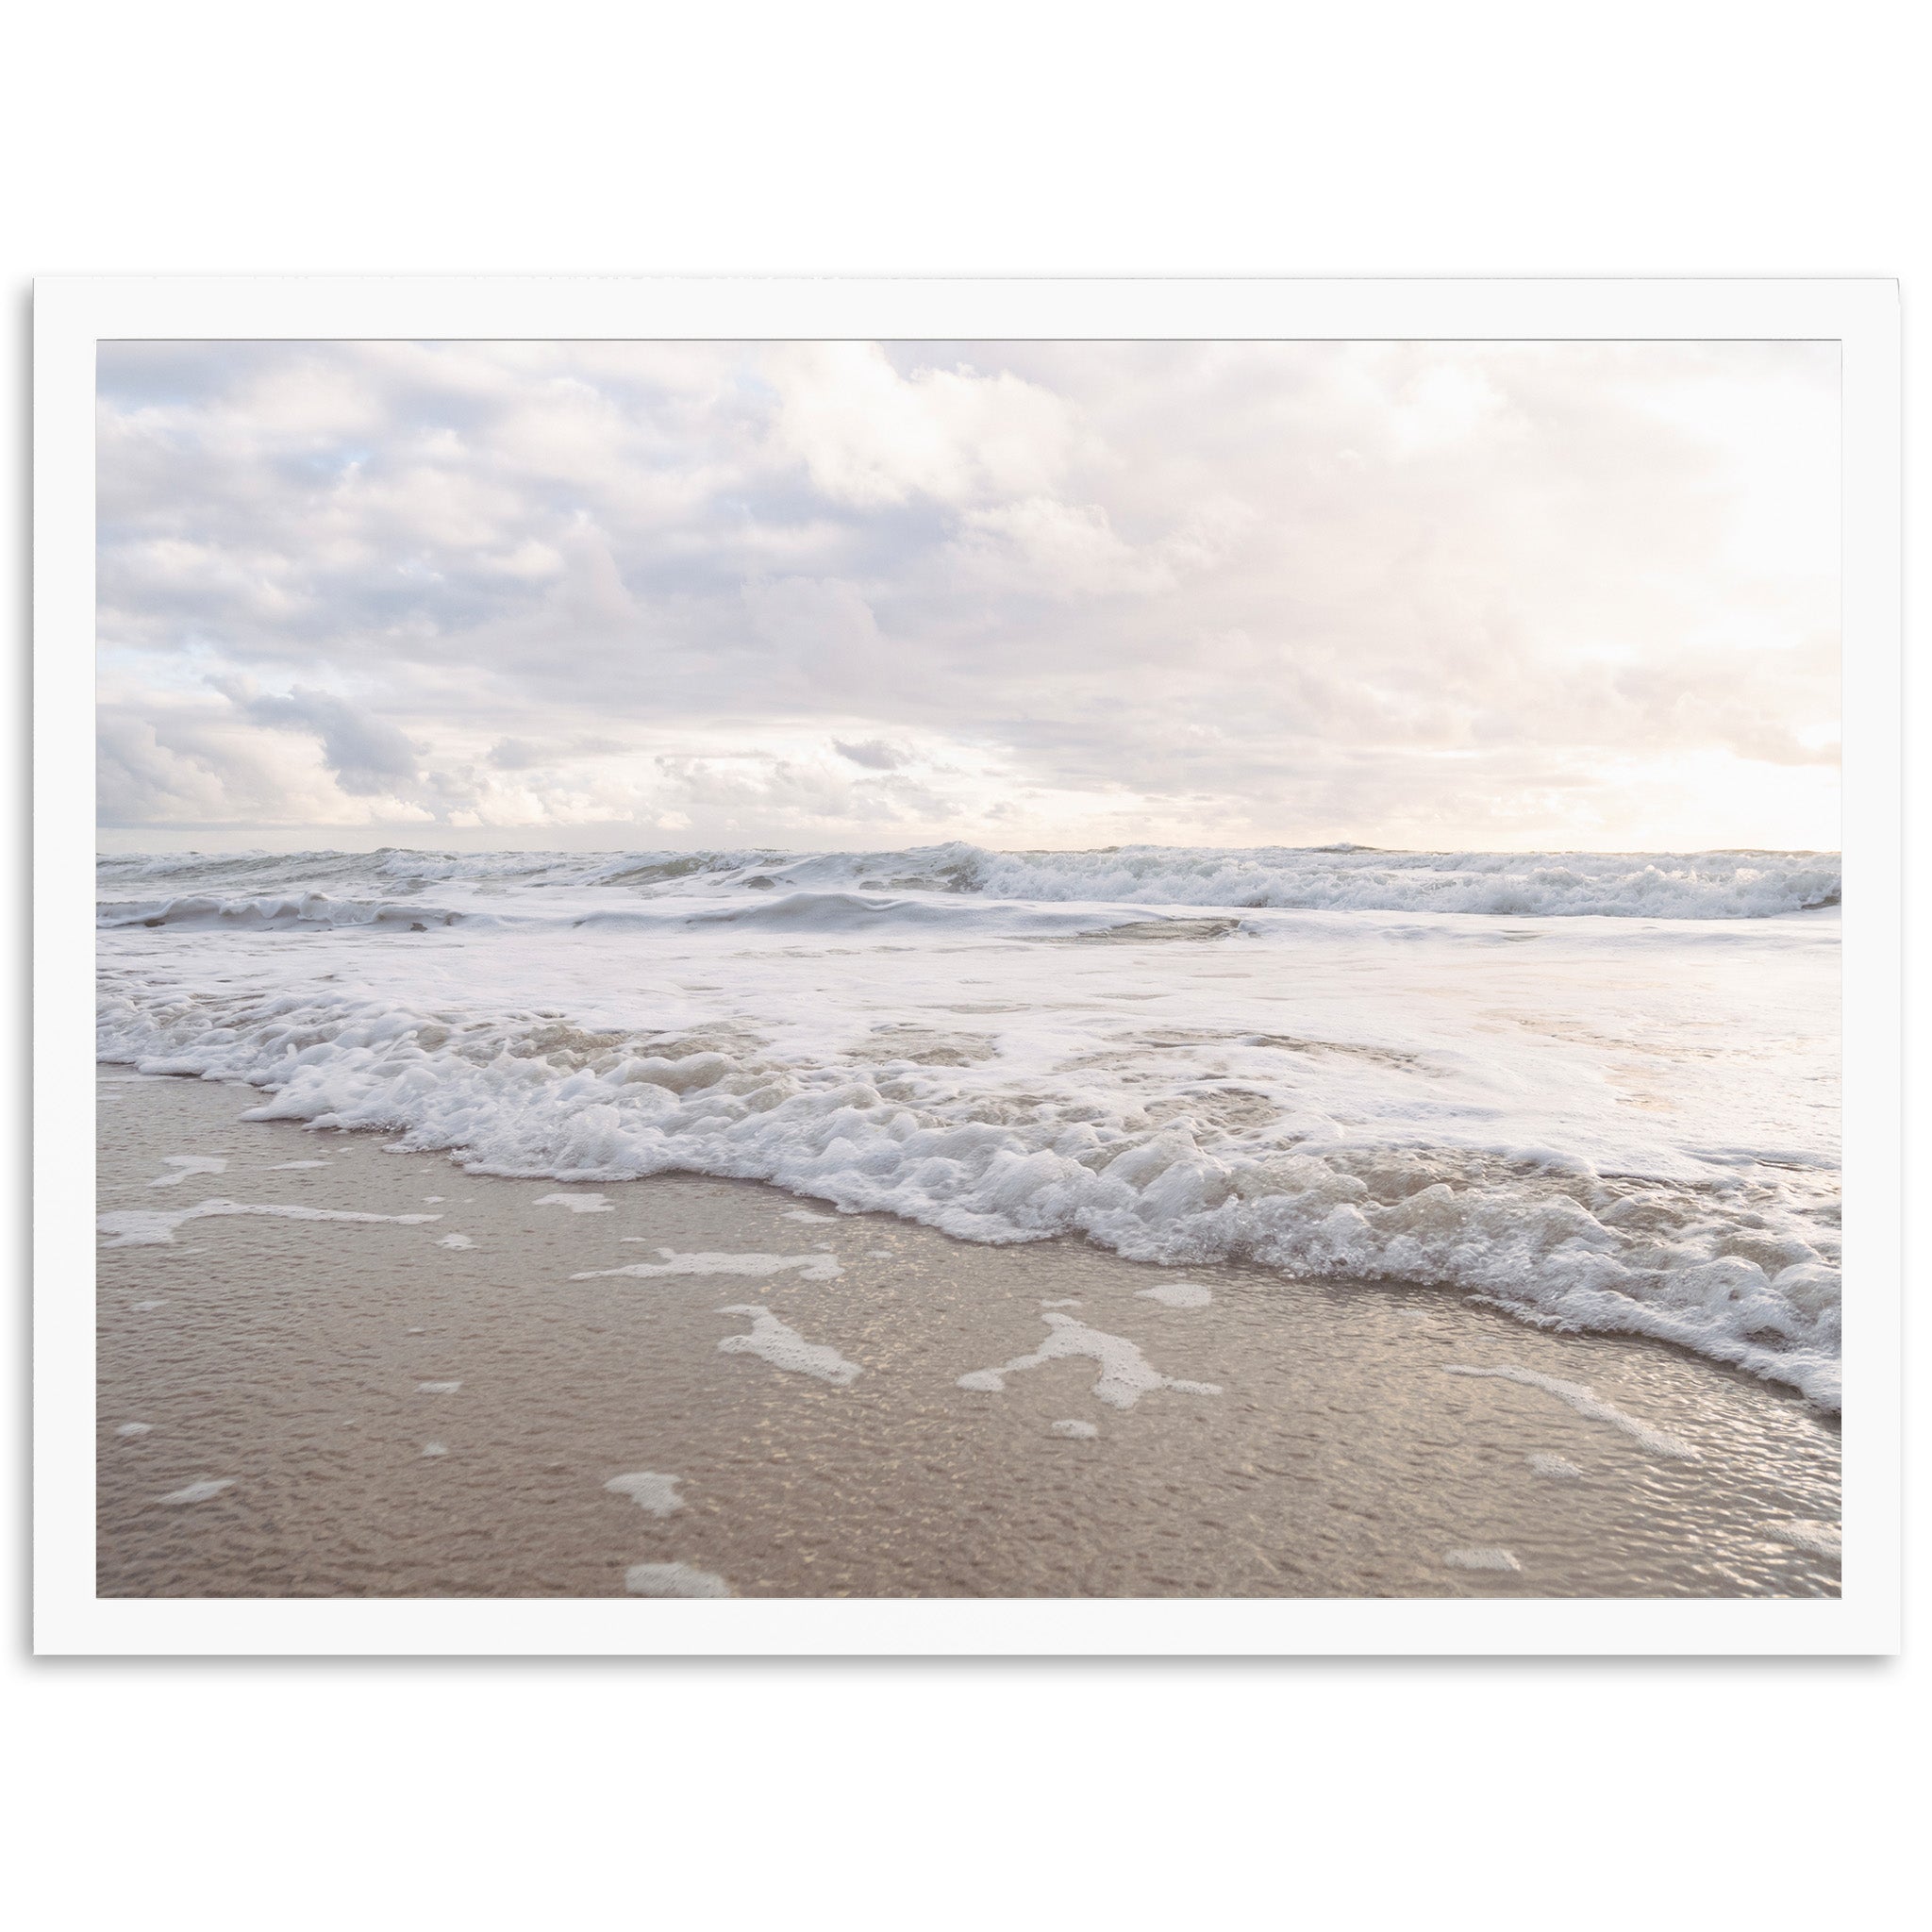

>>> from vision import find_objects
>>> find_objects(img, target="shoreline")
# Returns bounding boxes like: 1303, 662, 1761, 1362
96, 1066, 1840, 1599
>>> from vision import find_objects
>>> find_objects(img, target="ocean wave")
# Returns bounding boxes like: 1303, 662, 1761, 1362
96, 892, 472, 933
95, 982, 1842, 1408
94, 886, 1194, 941
955, 846, 1842, 919
98, 842, 1841, 921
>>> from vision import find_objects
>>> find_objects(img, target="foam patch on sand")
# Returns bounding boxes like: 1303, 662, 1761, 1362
116, 1422, 154, 1437
605, 1472, 685, 1516
97, 1200, 442, 1247
416, 1380, 461, 1394
148, 1155, 229, 1187
1050, 1419, 1099, 1439
130, 1299, 168, 1312
1765, 1518, 1841, 1558
625, 1561, 732, 1598
716, 1305, 861, 1384
958, 1312, 1221, 1410
159, 1478, 234, 1506
1445, 1547, 1522, 1572
1040, 1298, 1081, 1308
780, 1208, 841, 1224
436, 1233, 475, 1249
1527, 1452, 1585, 1478
1137, 1280, 1213, 1309
268, 1159, 331, 1170
1441, 1364, 1701, 1460
536, 1192, 614, 1213
576, 1247, 844, 1283
422, 1441, 448, 1457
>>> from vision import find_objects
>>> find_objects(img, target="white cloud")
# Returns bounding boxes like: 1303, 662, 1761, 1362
217, 681, 422, 795
833, 738, 909, 771
741, 575, 885, 688
767, 341, 1079, 507
94, 339, 1840, 849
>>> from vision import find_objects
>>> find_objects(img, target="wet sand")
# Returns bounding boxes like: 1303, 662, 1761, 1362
95, 1068, 1841, 1599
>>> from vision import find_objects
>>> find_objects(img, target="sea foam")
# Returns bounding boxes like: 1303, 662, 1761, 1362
605, 1472, 685, 1516
95, 841, 1843, 1408
625, 1562, 732, 1598
715, 1306, 861, 1384
158, 1479, 234, 1506
1441, 1364, 1701, 1459
575, 1247, 844, 1284
97, 1199, 441, 1247
958, 1311, 1221, 1410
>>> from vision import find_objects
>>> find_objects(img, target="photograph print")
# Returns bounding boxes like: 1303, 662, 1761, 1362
92, 334, 1843, 1604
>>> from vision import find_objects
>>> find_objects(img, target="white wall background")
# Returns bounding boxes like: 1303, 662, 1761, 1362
6, 6, 1921, 1927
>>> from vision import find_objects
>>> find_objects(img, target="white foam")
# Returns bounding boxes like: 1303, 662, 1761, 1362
148, 1154, 229, 1187
780, 1208, 841, 1224
1527, 1452, 1585, 1479
1040, 1298, 1082, 1308
576, 1247, 843, 1283
1764, 1518, 1841, 1558
625, 1561, 732, 1598
1441, 1364, 1701, 1459
130, 1299, 168, 1312
416, 1380, 461, 1394
1445, 1547, 1522, 1572
96, 1199, 442, 1247
115, 1422, 154, 1437
1137, 1280, 1213, 1309
158, 1478, 234, 1506
957, 1312, 1221, 1410
424, 1195, 444, 1203
421, 1441, 448, 1457
436, 1233, 475, 1249
535, 1192, 614, 1213
605, 1472, 685, 1516
94, 841, 1843, 1408
715, 1305, 861, 1384
268, 1159, 331, 1169
1050, 1419, 1099, 1439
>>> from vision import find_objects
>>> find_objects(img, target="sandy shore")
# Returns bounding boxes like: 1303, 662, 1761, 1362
95, 1067, 1840, 1599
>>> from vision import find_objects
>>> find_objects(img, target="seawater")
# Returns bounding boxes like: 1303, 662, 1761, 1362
95, 843, 1842, 1407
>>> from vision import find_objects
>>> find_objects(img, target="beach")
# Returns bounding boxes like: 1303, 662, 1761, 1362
98, 1064, 1840, 1599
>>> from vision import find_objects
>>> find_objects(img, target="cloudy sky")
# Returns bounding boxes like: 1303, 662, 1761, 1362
96, 338, 1840, 853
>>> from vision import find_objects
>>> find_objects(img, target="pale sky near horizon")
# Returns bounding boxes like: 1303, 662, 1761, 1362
95, 338, 1840, 854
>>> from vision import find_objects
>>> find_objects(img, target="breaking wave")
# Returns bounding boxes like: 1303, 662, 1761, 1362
96, 977, 1842, 1408
95, 840, 1842, 1408
97, 841, 1841, 922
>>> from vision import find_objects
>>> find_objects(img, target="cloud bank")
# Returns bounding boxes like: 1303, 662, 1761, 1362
96, 338, 1840, 850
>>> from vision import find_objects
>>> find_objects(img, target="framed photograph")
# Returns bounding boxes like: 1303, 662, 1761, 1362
35, 277, 1901, 1654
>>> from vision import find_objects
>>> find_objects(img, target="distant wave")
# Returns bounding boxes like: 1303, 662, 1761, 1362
97, 887, 1156, 941
97, 841, 1842, 921
96, 891, 470, 933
